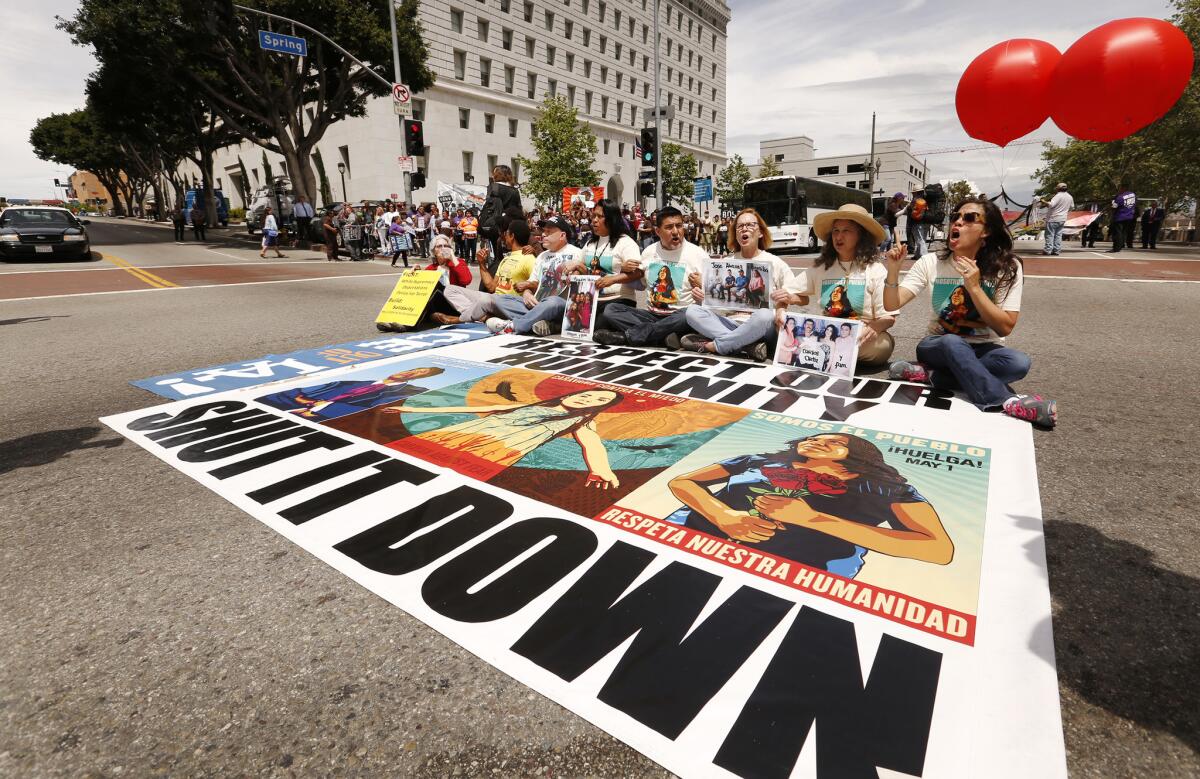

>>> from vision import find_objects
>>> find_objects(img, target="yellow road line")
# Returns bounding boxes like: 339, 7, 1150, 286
101, 253, 179, 288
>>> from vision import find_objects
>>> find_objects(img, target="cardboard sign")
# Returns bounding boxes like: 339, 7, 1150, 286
375, 270, 442, 327
775, 314, 863, 378
100, 336, 1065, 779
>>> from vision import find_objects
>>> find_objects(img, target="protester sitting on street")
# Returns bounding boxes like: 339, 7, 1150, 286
682, 208, 809, 361
377, 235, 474, 333
435, 218, 536, 325
804, 203, 897, 368
571, 200, 646, 343
189, 202, 206, 241
885, 196, 1056, 428
591, 207, 706, 348
259, 206, 286, 259
485, 216, 584, 336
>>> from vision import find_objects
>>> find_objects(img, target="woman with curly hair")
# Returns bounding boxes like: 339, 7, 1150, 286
884, 196, 1056, 428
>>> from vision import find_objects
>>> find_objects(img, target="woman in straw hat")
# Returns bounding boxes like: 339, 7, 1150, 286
809, 203, 897, 368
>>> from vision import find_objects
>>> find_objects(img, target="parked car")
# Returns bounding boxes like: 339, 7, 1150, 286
184, 189, 230, 227
0, 206, 91, 261
246, 177, 294, 234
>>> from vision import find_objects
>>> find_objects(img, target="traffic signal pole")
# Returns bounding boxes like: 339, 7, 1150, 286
653, 0, 662, 208
387, 0, 412, 207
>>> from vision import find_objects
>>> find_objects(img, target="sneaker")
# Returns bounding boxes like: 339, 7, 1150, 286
742, 341, 770, 362
664, 333, 682, 351
486, 317, 514, 334
1003, 395, 1058, 429
888, 361, 930, 383
375, 322, 407, 333
680, 334, 712, 353
531, 320, 553, 336
592, 329, 627, 346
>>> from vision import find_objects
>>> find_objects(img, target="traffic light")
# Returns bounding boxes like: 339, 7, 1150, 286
639, 127, 657, 167
405, 120, 425, 155
638, 179, 655, 198
411, 170, 426, 190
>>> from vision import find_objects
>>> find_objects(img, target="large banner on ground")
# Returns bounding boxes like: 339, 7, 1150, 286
102, 335, 1065, 778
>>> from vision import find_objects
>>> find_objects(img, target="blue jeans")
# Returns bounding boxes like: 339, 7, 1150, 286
685, 306, 776, 355
601, 304, 693, 346
1044, 221, 1064, 254
494, 294, 566, 334
915, 334, 1031, 410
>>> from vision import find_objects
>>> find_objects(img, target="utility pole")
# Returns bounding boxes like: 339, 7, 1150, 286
653, 0, 662, 208
387, 0, 412, 206
867, 112, 877, 196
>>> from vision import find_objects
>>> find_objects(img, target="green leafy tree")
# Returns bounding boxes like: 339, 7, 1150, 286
661, 143, 699, 208
715, 154, 751, 207
515, 95, 602, 206
945, 179, 974, 209
62, 0, 434, 206
30, 109, 130, 215
757, 156, 783, 178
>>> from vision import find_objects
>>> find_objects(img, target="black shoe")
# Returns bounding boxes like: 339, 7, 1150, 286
664, 333, 682, 351
593, 330, 627, 346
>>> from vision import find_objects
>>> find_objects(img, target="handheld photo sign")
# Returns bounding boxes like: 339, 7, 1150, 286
561, 275, 601, 340
705, 259, 772, 312
776, 313, 862, 378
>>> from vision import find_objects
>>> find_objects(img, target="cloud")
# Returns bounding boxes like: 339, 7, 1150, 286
0, 2, 97, 198
725, 0, 1176, 201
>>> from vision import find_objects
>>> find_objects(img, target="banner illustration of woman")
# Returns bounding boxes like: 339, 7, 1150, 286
665, 432, 953, 578
257, 367, 446, 421
383, 389, 624, 485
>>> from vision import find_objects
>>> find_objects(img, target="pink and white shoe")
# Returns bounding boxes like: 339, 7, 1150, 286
888, 360, 930, 383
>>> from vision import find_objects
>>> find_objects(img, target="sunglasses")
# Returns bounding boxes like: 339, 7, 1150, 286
951, 211, 985, 224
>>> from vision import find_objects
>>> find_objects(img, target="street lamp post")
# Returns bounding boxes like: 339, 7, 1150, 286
337, 162, 347, 202
653, 0, 662, 208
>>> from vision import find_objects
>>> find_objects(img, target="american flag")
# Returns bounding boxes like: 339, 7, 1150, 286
633, 140, 643, 160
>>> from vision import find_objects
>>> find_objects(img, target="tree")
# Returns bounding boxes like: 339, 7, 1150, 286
62, 0, 434, 205
661, 143, 699, 208
945, 180, 974, 209
30, 109, 130, 215
715, 154, 751, 206
515, 95, 602, 206
758, 156, 783, 178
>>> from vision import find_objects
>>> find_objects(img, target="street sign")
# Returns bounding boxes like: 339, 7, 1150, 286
257, 30, 308, 58
392, 83, 413, 117
645, 105, 676, 120
396, 156, 417, 173
693, 177, 713, 202
390, 193, 399, 200
638, 170, 656, 180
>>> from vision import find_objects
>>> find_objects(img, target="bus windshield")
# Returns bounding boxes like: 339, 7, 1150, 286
750, 200, 795, 226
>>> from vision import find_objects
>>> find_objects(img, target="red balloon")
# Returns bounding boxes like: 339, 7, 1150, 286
956, 39, 1062, 147
1052, 18, 1194, 142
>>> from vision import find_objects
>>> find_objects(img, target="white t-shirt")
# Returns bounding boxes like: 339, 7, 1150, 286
708, 250, 808, 322
579, 234, 642, 303
900, 252, 1024, 344
810, 261, 891, 323
1046, 192, 1074, 222
639, 240, 709, 314
531, 244, 583, 302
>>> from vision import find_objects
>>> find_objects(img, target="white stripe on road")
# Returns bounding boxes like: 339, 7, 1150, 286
1, 270, 406, 303
1025, 274, 1200, 284
0, 258, 330, 274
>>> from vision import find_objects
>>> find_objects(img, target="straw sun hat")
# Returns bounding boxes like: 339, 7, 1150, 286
812, 203, 886, 245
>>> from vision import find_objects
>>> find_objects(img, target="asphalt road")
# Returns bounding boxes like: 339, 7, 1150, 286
1, 220, 1197, 777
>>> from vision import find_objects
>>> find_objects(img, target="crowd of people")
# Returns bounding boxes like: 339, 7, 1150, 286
371, 164, 1056, 430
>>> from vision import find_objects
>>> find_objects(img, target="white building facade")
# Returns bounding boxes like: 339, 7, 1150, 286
191, 0, 730, 211
749, 136, 931, 198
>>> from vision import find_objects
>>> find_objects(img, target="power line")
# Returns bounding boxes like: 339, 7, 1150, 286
914, 138, 1050, 156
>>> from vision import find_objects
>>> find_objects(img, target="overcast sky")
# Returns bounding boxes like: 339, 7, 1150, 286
0, 1, 1178, 200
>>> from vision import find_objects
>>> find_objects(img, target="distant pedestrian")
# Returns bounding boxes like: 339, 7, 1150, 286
170, 205, 186, 241
322, 211, 340, 260
882, 192, 907, 252
259, 206, 286, 258
292, 195, 315, 243
189, 202, 206, 241
1082, 213, 1104, 248
1041, 183, 1074, 256
388, 215, 412, 267
1109, 184, 1136, 252
1140, 200, 1165, 249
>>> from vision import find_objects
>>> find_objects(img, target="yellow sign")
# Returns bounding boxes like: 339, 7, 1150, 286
375, 270, 441, 327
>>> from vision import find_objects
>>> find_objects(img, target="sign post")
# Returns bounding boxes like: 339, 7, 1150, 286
396, 156, 417, 173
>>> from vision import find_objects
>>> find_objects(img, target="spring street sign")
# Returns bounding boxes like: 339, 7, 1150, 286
257, 30, 308, 57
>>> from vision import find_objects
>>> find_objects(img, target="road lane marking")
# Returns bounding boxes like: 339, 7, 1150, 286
101, 253, 180, 288
1, 270, 406, 302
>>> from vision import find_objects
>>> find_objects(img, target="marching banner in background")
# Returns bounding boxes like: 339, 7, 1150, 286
103, 335, 1065, 778
130, 327, 492, 399
562, 186, 605, 212
435, 181, 487, 210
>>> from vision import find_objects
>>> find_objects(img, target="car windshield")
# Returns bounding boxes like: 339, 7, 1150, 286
0, 210, 76, 228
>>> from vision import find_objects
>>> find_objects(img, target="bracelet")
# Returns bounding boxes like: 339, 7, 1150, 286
884, 281, 899, 288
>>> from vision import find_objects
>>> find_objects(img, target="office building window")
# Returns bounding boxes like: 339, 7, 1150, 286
450, 8, 463, 32
504, 65, 515, 93
847, 163, 865, 173
618, 142, 625, 158
584, 59, 592, 78
603, 139, 610, 155
546, 45, 555, 65
598, 1, 606, 22
527, 72, 538, 99
567, 84, 576, 105
601, 95, 608, 117
487, 154, 498, 174
453, 50, 466, 80
616, 99, 623, 120
500, 0, 510, 11
582, 27, 590, 47
502, 28, 512, 49
615, 72, 622, 89
599, 34, 606, 54
816, 165, 839, 175
585, 90, 593, 113
615, 42, 622, 61
459, 108, 470, 129
477, 18, 489, 41
525, 36, 534, 58
566, 52, 574, 71
508, 118, 518, 137
846, 181, 856, 188
582, 0, 589, 13
547, 78, 557, 96
523, 1, 533, 22
545, 10, 554, 30
564, 19, 573, 38
600, 65, 608, 84
614, 9, 621, 29
484, 113, 495, 133
462, 151, 473, 181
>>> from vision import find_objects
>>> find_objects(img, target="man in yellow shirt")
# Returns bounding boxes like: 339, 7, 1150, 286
438, 219, 534, 324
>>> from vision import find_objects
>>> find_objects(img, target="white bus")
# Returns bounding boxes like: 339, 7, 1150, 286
742, 176, 871, 253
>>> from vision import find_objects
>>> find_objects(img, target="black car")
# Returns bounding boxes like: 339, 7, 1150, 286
0, 207, 92, 261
